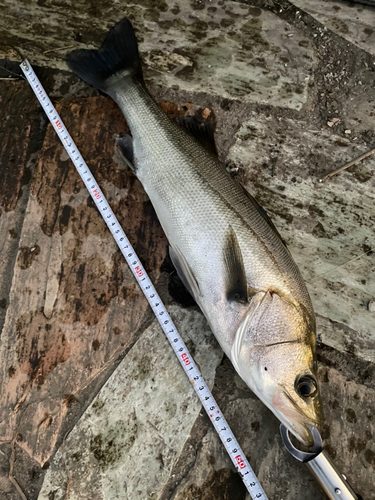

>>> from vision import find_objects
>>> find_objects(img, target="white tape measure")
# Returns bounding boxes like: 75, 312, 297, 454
20, 59, 268, 500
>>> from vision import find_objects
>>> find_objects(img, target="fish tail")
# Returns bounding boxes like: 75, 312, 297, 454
66, 18, 142, 94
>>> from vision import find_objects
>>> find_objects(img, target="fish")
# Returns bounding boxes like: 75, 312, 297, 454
66, 18, 323, 447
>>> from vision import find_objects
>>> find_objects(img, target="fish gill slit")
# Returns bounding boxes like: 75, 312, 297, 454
254, 339, 303, 348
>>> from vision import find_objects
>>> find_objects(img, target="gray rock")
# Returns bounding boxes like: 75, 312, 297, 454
38, 305, 223, 499
2, 0, 315, 109
292, 0, 375, 56
227, 113, 375, 362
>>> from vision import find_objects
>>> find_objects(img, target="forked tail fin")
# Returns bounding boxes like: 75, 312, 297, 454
66, 18, 142, 94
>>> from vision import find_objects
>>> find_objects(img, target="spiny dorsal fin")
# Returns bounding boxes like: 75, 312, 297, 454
175, 115, 217, 155
223, 225, 248, 304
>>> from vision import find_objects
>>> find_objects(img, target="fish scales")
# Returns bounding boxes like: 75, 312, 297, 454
67, 18, 323, 446
115, 80, 312, 326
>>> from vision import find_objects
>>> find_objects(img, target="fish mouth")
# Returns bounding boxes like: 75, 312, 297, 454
287, 417, 316, 448
272, 389, 319, 447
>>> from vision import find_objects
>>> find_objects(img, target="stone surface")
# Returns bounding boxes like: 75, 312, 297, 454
38, 349, 375, 500
0, 80, 46, 338
158, 349, 375, 500
292, 0, 375, 56
38, 305, 223, 500
1, 0, 315, 109
0, 96, 167, 470
227, 112, 375, 362
0, 1, 375, 499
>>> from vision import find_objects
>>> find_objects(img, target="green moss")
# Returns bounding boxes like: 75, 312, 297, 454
163, 400, 177, 417
328, 17, 350, 35
134, 355, 152, 381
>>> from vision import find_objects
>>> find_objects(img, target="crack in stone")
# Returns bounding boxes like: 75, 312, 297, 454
9, 442, 28, 500
165, 442, 200, 500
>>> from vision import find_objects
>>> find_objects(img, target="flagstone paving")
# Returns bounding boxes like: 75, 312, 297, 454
0, 1, 374, 499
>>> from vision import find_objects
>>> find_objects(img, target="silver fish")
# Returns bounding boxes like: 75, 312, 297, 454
67, 18, 323, 446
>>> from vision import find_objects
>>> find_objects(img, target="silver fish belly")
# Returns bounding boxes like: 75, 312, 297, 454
115, 81, 310, 345
67, 18, 323, 446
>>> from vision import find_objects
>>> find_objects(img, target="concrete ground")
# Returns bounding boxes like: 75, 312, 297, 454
0, 0, 374, 499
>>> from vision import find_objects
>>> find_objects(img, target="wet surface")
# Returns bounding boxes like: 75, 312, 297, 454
0, 95, 167, 485
2, 0, 315, 108
38, 306, 223, 500
0, 1, 375, 499
228, 113, 375, 362
293, 0, 375, 56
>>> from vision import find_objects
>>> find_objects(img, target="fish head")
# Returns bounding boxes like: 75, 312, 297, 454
231, 291, 323, 447
251, 341, 323, 447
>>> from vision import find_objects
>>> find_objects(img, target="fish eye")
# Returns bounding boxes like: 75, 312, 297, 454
295, 375, 317, 398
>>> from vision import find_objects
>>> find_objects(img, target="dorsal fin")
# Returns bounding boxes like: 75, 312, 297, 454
175, 115, 217, 155
223, 225, 248, 304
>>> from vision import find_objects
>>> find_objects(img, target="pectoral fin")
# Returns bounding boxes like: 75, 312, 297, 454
223, 225, 248, 304
169, 245, 201, 302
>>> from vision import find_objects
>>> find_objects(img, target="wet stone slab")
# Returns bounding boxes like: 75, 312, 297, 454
0, 95, 167, 469
157, 351, 375, 500
227, 112, 375, 362
38, 346, 375, 500
38, 305, 223, 500
1, 0, 315, 109
292, 0, 375, 56
0, 80, 46, 339
140, 1, 316, 110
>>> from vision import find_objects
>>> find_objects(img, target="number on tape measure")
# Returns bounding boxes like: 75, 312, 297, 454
20, 59, 267, 500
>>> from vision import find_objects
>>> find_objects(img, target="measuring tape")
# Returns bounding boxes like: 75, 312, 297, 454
20, 59, 267, 500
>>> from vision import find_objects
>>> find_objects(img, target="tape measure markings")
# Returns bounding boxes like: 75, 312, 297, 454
20, 59, 267, 500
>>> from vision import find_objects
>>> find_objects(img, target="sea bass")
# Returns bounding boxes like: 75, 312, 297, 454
67, 18, 323, 446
